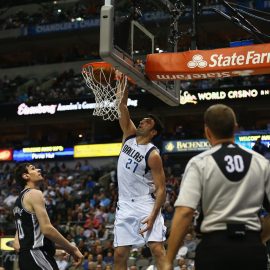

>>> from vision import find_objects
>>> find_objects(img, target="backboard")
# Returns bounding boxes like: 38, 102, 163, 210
99, 0, 180, 106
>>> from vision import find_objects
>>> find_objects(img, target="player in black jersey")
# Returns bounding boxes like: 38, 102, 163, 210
13, 163, 83, 270
163, 104, 270, 270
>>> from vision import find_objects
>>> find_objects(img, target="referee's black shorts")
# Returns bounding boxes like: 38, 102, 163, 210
19, 248, 59, 270
195, 231, 268, 270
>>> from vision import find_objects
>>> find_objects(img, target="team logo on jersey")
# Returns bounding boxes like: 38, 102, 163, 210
122, 145, 144, 162
13, 206, 23, 216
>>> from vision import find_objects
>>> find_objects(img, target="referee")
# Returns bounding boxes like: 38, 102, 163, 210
163, 104, 270, 270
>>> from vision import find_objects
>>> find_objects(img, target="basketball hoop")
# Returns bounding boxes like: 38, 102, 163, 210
82, 62, 128, 121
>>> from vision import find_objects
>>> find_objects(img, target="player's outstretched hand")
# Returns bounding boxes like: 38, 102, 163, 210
115, 69, 124, 80
261, 215, 270, 244
55, 249, 69, 260
70, 246, 84, 268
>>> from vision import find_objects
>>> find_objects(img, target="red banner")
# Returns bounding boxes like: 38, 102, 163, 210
145, 43, 270, 80
0, 149, 12, 161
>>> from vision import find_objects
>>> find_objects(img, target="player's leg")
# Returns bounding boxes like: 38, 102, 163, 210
114, 246, 131, 270
148, 241, 165, 270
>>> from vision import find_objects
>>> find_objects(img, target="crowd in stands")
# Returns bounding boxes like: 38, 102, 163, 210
1, 71, 270, 105
0, 1, 101, 30
0, 0, 261, 31
0, 159, 198, 270
0, 0, 46, 8
0, 141, 269, 269
0, 70, 92, 104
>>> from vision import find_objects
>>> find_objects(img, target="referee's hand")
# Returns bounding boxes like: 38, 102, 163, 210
261, 215, 270, 244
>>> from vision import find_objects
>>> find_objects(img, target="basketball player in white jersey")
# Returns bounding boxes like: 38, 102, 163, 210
114, 86, 166, 270
13, 163, 83, 270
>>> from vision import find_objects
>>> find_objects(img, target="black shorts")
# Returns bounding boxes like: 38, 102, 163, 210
195, 231, 268, 270
19, 248, 59, 270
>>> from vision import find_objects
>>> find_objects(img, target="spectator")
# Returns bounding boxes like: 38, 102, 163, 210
104, 250, 114, 265
96, 254, 106, 269
252, 137, 268, 156
174, 258, 188, 270
3, 189, 18, 208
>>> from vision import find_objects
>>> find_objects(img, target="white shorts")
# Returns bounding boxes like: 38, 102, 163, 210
113, 194, 166, 248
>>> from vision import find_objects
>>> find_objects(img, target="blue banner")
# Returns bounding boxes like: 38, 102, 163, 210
25, 19, 99, 36
13, 147, 74, 161
255, 0, 270, 9
235, 133, 270, 150
163, 131, 270, 154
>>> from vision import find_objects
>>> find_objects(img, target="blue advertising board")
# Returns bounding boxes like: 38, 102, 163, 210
163, 131, 270, 154
13, 147, 74, 161
25, 19, 99, 36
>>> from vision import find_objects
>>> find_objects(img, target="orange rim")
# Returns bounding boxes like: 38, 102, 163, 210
82, 61, 135, 84
82, 62, 114, 73
82, 61, 113, 71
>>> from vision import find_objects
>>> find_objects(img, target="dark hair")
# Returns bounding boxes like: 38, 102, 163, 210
204, 104, 236, 139
14, 163, 31, 189
148, 114, 164, 137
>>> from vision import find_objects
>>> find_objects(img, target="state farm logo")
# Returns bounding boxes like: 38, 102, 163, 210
187, 50, 270, 69
187, 54, 208, 68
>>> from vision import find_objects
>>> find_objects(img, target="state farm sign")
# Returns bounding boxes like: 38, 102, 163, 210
145, 43, 270, 80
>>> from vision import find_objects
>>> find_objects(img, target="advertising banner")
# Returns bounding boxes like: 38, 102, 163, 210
25, 19, 99, 36
178, 88, 270, 105
163, 132, 270, 154
163, 139, 211, 153
0, 149, 13, 161
16, 99, 138, 116
146, 43, 270, 80
74, 143, 122, 158
13, 146, 74, 161
255, 0, 270, 9
235, 133, 270, 149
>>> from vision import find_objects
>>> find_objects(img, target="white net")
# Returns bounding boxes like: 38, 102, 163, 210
82, 62, 128, 121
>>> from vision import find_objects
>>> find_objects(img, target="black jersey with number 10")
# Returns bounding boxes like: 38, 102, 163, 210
13, 188, 55, 254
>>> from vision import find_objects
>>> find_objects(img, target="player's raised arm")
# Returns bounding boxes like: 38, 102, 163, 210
116, 70, 136, 139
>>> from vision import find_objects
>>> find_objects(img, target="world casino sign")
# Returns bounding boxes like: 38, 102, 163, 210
178, 88, 270, 105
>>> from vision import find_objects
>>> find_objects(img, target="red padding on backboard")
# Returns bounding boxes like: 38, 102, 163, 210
145, 43, 270, 80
